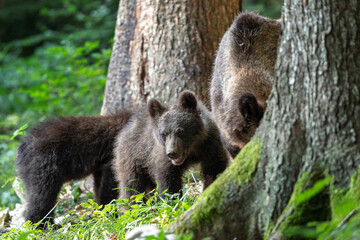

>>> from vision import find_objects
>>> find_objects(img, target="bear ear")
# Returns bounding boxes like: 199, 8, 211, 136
148, 98, 166, 118
178, 90, 197, 111
238, 93, 263, 121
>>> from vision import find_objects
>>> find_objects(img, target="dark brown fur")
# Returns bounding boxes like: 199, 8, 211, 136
16, 110, 132, 226
210, 12, 281, 157
113, 91, 229, 200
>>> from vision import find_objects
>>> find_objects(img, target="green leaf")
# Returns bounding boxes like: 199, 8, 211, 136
11, 123, 28, 140
295, 177, 333, 204
144, 236, 159, 240
80, 202, 91, 208
16, 231, 33, 240
135, 192, 145, 202
158, 230, 165, 239
181, 202, 191, 211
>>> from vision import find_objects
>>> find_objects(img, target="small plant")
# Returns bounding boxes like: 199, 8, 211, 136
0, 122, 23, 209
277, 174, 360, 240
1, 183, 201, 239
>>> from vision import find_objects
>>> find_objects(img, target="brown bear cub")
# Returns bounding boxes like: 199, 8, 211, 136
16, 110, 132, 227
113, 91, 229, 200
210, 12, 281, 157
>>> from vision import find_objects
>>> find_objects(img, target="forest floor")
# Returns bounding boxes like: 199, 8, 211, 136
0, 172, 202, 239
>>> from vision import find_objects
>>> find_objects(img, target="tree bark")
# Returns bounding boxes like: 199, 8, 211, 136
170, 0, 360, 239
101, 0, 240, 115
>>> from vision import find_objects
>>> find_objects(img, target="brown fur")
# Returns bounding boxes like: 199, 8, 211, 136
210, 12, 281, 157
113, 91, 229, 200
16, 110, 132, 226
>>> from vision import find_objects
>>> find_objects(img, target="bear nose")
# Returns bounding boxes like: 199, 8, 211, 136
167, 151, 177, 159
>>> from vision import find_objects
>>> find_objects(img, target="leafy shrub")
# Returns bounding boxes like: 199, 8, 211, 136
0, 41, 109, 122
0, 0, 118, 56
243, 0, 282, 19
0, 40, 111, 209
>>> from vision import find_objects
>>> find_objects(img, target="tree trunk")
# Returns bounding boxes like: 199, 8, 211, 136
170, 1, 360, 239
101, 0, 240, 115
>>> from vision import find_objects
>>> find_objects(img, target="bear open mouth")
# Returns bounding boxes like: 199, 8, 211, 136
170, 156, 185, 166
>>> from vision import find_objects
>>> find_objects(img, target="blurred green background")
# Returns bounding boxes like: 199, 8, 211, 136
0, 0, 281, 209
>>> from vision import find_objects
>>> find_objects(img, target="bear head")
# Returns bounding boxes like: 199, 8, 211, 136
148, 91, 205, 166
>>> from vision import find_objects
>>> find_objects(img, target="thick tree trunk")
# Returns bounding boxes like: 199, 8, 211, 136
101, 0, 240, 115
170, 1, 360, 239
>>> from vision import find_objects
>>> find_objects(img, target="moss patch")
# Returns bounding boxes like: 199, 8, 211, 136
231, 138, 262, 185
173, 138, 262, 235
315, 169, 360, 239
269, 170, 332, 239
330, 169, 360, 223
174, 172, 228, 234
267, 168, 360, 239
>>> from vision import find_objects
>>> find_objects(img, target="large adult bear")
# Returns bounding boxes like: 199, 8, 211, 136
210, 12, 281, 157
113, 91, 229, 200
16, 110, 132, 227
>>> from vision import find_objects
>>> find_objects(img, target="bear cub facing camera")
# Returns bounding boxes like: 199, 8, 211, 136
113, 91, 229, 200
16, 110, 132, 227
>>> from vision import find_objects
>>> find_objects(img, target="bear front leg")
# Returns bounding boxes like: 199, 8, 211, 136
118, 170, 153, 200
155, 167, 183, 197
222, 138, 241, 158
24, 177, 62, 228
93, 165, 118, 205
201, 152, 228, 190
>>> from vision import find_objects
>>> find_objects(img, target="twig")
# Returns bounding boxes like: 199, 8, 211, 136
190, 172, 197, 185
272, 205, 294, 233
337, 208, 358, 228
172, 186, 192, 212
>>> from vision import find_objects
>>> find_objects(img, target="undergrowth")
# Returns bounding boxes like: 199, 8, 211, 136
276, 172, 360, 240
0, 40, 110, 209
1, 184, 198, 240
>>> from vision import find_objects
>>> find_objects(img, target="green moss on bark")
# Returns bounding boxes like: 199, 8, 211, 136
172, 138, 262, 236
231, 138, 262, 185
268, 170, 332, 239
267, 169, 360, 239
330, 168, 360, 223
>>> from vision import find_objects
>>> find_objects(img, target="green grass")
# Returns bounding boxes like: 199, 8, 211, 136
1, 183, 199, 240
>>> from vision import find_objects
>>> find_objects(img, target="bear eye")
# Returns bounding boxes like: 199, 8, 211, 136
160, 132, 166, 141
176, 128, 184, 133
176, 128, 185, 137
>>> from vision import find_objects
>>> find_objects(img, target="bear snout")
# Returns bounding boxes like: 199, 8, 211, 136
166, 150, 178, 159
165, 136, 183, 157
166, 149, 185, 165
